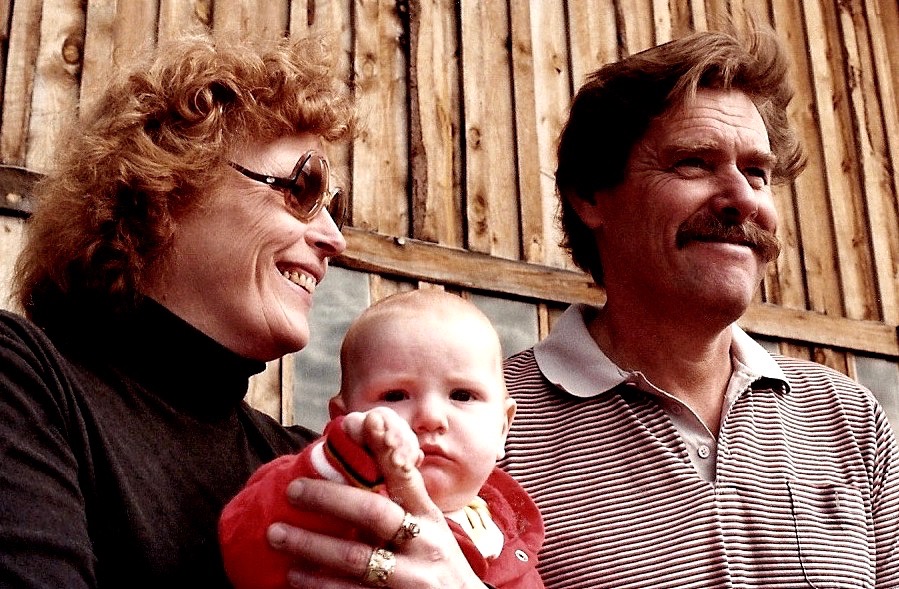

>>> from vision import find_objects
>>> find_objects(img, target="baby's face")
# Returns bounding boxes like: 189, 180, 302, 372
340, 311, 513, 512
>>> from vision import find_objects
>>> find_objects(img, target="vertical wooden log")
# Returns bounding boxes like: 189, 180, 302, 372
408, 0, 462, 246
1, 0, 42, 166
803, 0, 878, 320
567, 0, 618, 88
516, 1, 570, 268
857, 0, 899, 324
460, 0, 519, 258
26, 0, 84, 170
159, 0, 213, 42
352, 0, 409, 235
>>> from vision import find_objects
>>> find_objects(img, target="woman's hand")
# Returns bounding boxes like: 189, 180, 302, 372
267, 409, 485, 589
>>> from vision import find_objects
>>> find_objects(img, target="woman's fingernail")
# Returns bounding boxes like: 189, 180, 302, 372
287, 569, 304, 588
267, 523, 288, 546
286, 479, 305, 501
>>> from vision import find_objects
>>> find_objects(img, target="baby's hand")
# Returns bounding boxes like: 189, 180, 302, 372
342, 408, 424, 473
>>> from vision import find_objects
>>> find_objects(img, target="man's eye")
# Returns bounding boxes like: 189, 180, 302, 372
745, 167, 771, 187
383, 390, 406, 402
675, 157, 707, 169
449, 389, 474, 402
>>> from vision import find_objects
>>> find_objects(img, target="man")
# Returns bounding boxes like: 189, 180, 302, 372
501, 23, 899, 589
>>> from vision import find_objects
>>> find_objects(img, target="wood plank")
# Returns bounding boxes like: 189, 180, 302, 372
566, 0, 618, 88
159, 0, 212, 43
212, 0, 288, 39
741, 303, 897, 357
771, 0, 841, 316
246, 359, 283, 421
351, 0, 408, 235
80, 0, 120, 116
408, 0, 461, 246
81, 1, 160, 116
26, 0, 84, 170
812, 346, 849, 375
369, 273, 413, 302
803, 0, 878, 320
689, 0, 708, 30
508, 1, 542, 263
652, 0, 672, 43
289, 0, 354, 189
459, 0, 519, 258
0, 217, 25, 311
834, 0, 890, 322
762, 182, 806, 308
338, 225, 606, 304
1, 0, 42, 166
778, 341, 812, 361
521, 1, 571, 268
618, 0, 655, 53
0, 0, 12, 112
337, 227, 899, 356
666, 0, 695, 37
862, 0, 899, 324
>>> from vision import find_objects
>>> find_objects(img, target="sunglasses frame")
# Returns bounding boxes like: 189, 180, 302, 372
229, 150, 347, 229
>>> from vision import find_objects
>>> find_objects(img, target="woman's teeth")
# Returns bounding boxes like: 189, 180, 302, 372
282, 270, 315, 293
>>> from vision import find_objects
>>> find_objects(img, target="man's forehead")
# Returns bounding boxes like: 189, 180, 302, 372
649, 92, 771, 150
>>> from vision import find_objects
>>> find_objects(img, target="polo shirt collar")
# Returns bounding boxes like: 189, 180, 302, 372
533, 303, 789, 399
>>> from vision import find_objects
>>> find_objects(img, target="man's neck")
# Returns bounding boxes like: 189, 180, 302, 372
588, 304, 736, 435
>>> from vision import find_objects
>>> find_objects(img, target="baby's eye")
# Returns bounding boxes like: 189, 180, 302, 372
449, 389, 474, 402
382, 390, 407, 402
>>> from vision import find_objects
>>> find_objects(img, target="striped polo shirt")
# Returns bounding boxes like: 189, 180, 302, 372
501, 303, 899, 589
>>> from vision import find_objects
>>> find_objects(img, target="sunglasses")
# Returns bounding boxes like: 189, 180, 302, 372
229, 151, 347, 229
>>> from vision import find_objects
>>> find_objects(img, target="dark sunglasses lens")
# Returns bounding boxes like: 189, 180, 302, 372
289, 156, 326, 216
328, 188, 347, 229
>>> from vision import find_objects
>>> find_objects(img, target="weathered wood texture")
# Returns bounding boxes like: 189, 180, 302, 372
0, 0, 897, 420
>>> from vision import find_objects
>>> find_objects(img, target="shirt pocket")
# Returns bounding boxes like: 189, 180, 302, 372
786, 479, 873, 586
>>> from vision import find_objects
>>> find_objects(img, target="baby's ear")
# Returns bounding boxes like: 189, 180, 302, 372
496, 396, 517, 460
328, 395, 347, 419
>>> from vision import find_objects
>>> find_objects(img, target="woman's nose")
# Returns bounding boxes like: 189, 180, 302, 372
306, 209, 347, 257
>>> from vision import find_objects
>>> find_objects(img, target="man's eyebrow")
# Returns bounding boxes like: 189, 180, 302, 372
745, 150, 778, 168
662, 140, 778, 167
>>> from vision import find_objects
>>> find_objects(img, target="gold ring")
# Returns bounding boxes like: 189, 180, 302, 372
362, 547, 396, 587
390, 512, 421, 546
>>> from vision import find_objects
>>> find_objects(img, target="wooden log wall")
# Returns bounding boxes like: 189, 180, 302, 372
0, 0, 897, 426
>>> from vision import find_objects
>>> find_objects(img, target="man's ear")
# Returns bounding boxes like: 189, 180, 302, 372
328, 395, 347, 419
566, 188, 606, 229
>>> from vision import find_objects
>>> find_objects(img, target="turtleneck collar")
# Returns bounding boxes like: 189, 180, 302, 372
49, 297, 267, 416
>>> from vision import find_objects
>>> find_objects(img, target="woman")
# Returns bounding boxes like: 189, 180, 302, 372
0, 32, 359, 587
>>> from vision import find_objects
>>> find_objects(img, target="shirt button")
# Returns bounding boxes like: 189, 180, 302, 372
697, 445, 711, 459
669, 404, 683, 416
515, 549, 529, 562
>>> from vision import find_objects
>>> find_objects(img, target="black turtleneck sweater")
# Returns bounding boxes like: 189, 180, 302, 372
0, 300, 317, 588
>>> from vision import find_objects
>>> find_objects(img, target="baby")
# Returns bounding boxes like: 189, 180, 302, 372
219, 289, 544, 588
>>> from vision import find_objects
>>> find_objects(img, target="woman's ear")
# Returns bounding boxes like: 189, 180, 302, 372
566, 188, 606, 229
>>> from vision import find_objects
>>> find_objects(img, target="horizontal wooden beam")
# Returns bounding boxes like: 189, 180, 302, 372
336, 226, 606, 306
337, 227, 899, 358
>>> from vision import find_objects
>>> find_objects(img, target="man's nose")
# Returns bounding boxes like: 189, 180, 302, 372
711, 165, 760, 225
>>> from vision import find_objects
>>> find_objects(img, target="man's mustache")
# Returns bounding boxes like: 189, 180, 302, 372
675, 213, 781, 263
